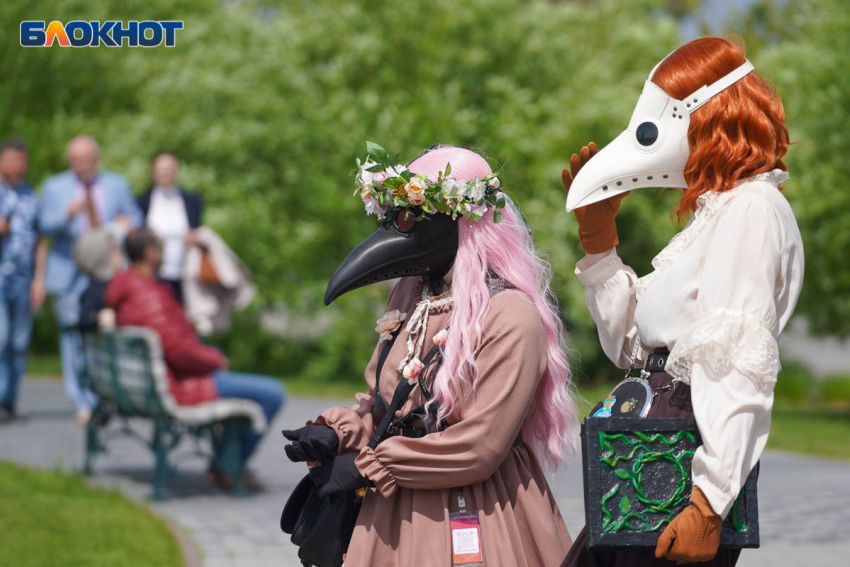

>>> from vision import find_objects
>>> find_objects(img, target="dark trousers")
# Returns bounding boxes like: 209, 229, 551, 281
561, 372, 741, 567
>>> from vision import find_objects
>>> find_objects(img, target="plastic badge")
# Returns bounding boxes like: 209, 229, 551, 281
451, 491, 483, 566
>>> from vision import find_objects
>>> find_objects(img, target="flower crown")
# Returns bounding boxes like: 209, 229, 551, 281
354, 142, 506, 223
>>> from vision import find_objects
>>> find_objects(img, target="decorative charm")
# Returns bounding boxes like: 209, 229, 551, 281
433, 329, 449, 346
593, 395, 617, 418
620, 398, 638, 414
402, 358, 425, 385
375, 309, 407, 342
355, 142, 506, 223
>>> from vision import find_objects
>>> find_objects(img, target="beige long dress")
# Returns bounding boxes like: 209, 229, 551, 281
309, 276, 572, 567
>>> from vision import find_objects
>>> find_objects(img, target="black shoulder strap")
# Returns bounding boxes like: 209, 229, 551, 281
368, 378, 415, 449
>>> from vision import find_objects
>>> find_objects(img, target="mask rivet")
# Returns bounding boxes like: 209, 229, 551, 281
602, 185, 608, 191
686, 103, 691, 108
663, 174, 669, 179
648, 176, 653, 180
674, 107, 677, 111
632, 178, 638, 182
616, 181, 622, 186
694, 98, 698, 103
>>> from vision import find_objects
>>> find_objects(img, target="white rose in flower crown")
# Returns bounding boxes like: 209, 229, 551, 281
360, 160, 378, 185
364, 196, 387, 219
385, 164, 408, 178
490, 177, 501, 189
470, 203, 489, 217
373, 171, 388, 184
405, 177, 427, 206
465, 179, 486, 202
442, 178, 460, 196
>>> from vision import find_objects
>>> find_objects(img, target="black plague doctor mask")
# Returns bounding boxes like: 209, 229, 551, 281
324, 143, 510, 305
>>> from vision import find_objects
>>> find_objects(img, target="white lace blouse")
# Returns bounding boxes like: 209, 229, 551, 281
575, 170, 804, 517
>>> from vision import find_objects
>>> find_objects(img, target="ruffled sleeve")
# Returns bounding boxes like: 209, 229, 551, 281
575, 249, 643, 368
672, 191, 786, 518
354, 291, 547, 497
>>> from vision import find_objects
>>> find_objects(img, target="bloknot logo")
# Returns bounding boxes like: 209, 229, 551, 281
20, 21, 183, 47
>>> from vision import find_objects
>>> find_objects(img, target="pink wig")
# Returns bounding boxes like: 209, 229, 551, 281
408, 146, 579, 466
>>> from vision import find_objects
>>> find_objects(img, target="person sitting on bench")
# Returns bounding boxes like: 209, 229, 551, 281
106, 226, 285, 491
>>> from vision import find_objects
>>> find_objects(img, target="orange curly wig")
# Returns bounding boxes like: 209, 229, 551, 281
652, 37, 790, 223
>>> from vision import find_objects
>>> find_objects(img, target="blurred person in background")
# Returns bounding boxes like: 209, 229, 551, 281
40, 135, 142, 424
137, 151, 203, 303
73, 229, 124, 333
0, 139, 47, 423
107, 227, 284, 490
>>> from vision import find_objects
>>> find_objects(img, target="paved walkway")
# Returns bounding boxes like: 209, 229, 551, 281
2, 378, 848, 566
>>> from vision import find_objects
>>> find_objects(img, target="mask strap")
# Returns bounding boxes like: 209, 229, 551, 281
685, 60, 754, 114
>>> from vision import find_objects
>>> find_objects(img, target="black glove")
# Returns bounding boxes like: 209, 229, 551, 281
282, 425, 340, 462
309, 453, 373, 498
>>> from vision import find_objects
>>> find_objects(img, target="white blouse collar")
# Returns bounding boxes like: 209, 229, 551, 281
635, 169, 789, 300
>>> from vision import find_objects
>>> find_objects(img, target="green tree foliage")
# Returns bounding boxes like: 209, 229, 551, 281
745, 0, 850, 337
1, 0, 845, 386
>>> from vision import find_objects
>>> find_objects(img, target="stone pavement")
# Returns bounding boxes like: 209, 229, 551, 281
2, 378, 848, 567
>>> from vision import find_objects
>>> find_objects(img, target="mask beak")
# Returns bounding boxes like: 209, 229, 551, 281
324, 213, 458, 305
566, 80, 690, 212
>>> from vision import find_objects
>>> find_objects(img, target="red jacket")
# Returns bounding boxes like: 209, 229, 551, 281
106, 269, 222, 405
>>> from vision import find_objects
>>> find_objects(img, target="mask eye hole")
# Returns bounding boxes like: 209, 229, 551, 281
636, 121, 659, 146
394, 210, 416, 232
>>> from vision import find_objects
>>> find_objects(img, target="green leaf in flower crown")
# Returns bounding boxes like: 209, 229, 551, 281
493, 210, 503, 223
620, 495, 631, 514
366, 164, 384, 172
444, 162, 452, 177
433, 201, 452, 213
366, 141, 386, 155
496, 197, 506, 209
401, 169, 411, 181
614, 469, 630, 479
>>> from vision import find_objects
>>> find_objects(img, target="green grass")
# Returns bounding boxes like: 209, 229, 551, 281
768, 400, 850, 460
0, 461, 183, 567
26, 353, 62, 377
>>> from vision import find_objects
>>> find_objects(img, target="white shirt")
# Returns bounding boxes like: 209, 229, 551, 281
575, 170, 804, 517
147, 186, 190, 281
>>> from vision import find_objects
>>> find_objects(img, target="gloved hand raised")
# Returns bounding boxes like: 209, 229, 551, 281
309, 452, 373, 498
562, 142, 630, 254
282, 424, 340, 462
655, 486, 723, 562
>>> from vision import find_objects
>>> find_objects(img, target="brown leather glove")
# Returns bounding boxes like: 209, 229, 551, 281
562, 142, 630, 254
655, 486, 723, 563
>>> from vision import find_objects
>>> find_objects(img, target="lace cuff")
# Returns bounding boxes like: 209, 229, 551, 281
666, 309, 780, 387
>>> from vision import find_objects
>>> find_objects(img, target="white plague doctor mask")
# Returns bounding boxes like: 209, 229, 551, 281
565, 55, 755, 212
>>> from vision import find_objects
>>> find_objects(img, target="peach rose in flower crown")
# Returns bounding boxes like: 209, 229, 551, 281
375, 309, 407, 342
405, 177, 427, 206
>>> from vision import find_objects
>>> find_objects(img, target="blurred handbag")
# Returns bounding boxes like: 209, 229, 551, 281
198, 248, 221, 286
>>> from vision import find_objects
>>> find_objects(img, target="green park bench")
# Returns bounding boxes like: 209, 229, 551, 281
80, 326, 266, 500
